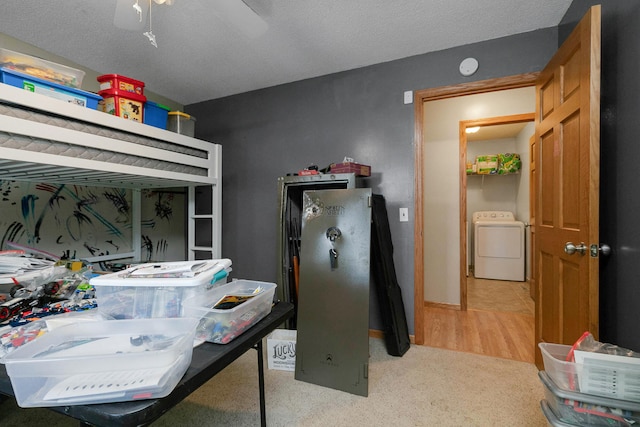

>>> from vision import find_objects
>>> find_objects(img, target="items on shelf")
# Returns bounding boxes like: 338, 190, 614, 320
467, 153, 521, 175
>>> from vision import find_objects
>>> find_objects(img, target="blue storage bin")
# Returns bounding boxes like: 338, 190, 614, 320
0, 67, 101, 109
144, 101, 171, 129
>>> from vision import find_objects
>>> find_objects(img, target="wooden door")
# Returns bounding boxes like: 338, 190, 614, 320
534, 5, 601, 367
529, 135, 536, 301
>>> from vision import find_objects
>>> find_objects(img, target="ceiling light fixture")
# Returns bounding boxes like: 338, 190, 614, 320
466, 126, 481, 134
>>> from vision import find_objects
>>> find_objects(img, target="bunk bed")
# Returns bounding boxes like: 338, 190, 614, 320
0, 83, 221, 261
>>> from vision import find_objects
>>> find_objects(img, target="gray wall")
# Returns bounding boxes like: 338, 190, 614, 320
187, 28, 558, 334
560, 1, 640, 352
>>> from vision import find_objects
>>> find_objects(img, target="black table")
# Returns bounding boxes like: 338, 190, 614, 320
0, 301, 294, 427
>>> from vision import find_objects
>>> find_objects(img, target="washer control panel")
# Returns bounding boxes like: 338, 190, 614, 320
472, 211, 515, 222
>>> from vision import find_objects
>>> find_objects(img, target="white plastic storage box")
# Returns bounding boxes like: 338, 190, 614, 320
90, 259, 232, 319
539, 371, 640, 426
4, 317, 198, 407
182, 280, 276, 344
540, 342, 640, 402
266, 329, 297, 371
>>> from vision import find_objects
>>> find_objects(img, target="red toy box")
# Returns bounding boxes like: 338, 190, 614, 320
98, 88, 146, 122
97, 74, 144, 96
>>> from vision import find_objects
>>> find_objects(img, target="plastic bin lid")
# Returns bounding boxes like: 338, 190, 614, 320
168, 111, 196, 121
96, 73, 145, 87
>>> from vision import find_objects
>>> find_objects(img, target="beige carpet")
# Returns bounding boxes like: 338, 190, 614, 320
0, 337, 547, 426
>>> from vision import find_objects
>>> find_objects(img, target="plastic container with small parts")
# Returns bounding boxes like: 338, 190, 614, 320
89, 259, 232, 320
182, 280, 276, 344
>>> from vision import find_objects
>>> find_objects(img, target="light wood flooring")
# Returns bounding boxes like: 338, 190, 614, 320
423, 276, 535, 363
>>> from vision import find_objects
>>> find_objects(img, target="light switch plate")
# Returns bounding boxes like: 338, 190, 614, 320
399, 208, 409, 222
403, 91, 413, 104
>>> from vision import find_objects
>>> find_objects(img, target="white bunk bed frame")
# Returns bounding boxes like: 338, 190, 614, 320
0, 83, 221, 262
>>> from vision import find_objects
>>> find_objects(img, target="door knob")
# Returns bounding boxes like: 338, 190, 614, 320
564, 242, 587, 255
590, 243, 611, 257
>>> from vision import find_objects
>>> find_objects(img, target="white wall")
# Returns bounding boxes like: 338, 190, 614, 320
516, 122, 535, 280
422, 86, 535, 305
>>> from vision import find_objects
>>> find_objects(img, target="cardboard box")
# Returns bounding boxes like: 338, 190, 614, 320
330, 162, 371, 177
266, 329, 297, 371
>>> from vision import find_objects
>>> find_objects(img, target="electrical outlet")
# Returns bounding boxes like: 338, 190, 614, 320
399, 208, 409, 222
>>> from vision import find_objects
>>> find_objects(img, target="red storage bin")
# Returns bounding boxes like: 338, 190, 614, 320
97, 74, 144, 96
98, 89, 146, 122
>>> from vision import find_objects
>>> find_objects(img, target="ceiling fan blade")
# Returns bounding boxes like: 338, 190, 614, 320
114, 0, 148, 31
210, 0, 268, 38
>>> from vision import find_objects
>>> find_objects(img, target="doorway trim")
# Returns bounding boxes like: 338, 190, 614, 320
413, 72, 539, 345
459, 113, 535, 311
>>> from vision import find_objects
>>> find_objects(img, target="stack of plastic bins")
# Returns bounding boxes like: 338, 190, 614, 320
97, 74, 146, 122
539, 343, 640, 426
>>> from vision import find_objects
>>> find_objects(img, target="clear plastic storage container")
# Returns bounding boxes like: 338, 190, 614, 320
90, 259, 232, 319
540, 371, 640, 426
0, 48, 85, 88
540, 342, 640, 401
4, 317, 198, 407
182, 280, 276, 344
167, 111, 196, 137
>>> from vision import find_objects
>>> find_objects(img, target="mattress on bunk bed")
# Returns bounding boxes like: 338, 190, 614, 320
0, 102, 209, 177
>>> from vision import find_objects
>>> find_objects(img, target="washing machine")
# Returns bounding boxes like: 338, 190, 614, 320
473, 211, 525, 281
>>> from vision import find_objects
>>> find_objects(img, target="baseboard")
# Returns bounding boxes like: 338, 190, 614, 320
368, 329, 416, 344
424, 300, 461, 311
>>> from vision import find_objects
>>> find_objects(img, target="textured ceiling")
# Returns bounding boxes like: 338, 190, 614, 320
0, 0, 571, 105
